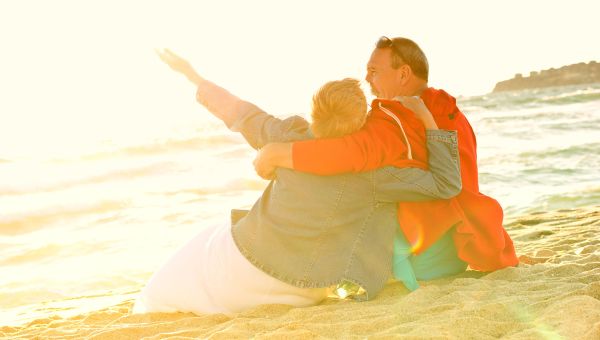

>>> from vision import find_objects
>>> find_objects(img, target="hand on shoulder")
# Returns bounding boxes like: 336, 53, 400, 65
393, 96, 438, 130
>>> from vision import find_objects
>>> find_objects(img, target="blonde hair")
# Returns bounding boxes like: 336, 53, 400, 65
310, 78, 368, 138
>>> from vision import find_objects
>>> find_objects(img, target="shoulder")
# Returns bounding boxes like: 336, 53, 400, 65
277, 115, 313, 140
281, 114, 311, 130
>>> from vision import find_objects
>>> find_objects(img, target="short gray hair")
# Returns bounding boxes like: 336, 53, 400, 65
376, 36, 429, 81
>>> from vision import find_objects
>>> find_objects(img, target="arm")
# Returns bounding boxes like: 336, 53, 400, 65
156, 49, 310, 149
253, 97, 437, 177
374, 130, 462, 202
254, 130, 461, 198
253, 117, 403, 177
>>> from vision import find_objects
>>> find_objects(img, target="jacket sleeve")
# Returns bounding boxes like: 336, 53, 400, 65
196, 80, 311, 149
374, 130, 462, 202
292, 116, 408, 174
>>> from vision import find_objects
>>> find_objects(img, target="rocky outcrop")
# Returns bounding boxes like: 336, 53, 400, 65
493, 61, 600, 92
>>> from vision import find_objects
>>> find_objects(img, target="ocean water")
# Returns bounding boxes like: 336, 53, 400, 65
1, 83, 599, 326
462, 84, 600, 216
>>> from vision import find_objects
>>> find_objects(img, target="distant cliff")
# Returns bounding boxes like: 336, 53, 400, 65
493, 61, 600, 92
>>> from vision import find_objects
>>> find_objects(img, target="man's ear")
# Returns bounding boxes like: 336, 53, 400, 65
398, 64, 412, 85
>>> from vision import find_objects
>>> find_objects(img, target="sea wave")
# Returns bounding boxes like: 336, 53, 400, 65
0, 161, 178, 196
537, 87, 600, 105
0, 200, 126, 236
459, 83, 600, 111
517, 142, 600, 161
534, 188, 600, 213
80, 133, 245, 161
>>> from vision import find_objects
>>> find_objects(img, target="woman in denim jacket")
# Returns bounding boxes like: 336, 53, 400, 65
133, 50, 461, 316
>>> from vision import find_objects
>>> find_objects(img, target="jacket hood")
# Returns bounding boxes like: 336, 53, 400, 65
421, 88, 459, 118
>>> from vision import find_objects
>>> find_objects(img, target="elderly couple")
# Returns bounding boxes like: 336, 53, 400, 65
133, 37, 518, 316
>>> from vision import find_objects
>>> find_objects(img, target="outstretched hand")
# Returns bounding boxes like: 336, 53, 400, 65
155, 48, 203, 85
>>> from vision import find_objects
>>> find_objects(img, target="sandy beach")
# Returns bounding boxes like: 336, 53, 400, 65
2, 205, 598, 339
2, 1, 599, 338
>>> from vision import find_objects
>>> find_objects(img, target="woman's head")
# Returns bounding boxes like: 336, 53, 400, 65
310, 78, 368, 138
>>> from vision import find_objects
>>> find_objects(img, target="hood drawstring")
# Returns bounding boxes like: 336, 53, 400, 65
378, 102, 413, 160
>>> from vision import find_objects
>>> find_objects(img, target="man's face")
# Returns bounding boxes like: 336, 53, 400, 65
365, 48, 402, 99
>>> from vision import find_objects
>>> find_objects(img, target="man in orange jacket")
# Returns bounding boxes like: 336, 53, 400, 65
255, 36, 518, 288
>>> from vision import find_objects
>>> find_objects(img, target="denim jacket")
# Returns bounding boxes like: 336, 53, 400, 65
196, 80, 461, 300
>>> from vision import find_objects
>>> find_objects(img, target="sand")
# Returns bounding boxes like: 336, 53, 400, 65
2, 206, 599, 339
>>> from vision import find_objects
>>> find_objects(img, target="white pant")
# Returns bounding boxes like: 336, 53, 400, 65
133, 222, 328, 315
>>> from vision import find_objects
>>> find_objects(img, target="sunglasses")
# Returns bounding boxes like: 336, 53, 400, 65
376, 36, 406, 63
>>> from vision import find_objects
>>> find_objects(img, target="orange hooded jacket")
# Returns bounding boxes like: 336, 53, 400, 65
292, 88, 519, 271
